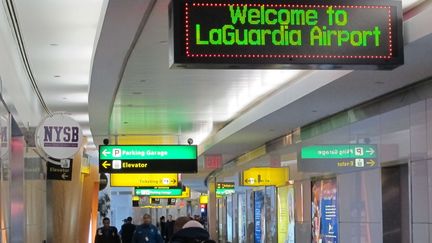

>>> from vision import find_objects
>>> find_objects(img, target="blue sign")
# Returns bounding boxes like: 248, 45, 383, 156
254, 190, 265, 243
312, 178, 338, 243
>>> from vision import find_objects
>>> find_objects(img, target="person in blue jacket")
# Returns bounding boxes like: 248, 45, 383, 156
132, 213, 163, 243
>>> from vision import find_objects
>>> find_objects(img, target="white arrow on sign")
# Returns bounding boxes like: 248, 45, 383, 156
366, 147, 375, 156
61, 173, 69, 180
102, 149, 111, 157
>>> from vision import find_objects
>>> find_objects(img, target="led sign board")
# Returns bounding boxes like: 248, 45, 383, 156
99, 145, 197, 173
169, 0, 403, 69
299, 144, 379, 172
110, 173, 179, 187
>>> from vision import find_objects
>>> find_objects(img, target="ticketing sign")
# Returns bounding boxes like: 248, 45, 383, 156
169, 0, 403, 69
99, 145, 197, 173
110, 173, 179, 187
299, 144, 379, 172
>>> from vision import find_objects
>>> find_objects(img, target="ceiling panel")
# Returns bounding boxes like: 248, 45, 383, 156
12, 0, 106, 149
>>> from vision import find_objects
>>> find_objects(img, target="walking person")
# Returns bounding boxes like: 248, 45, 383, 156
166, 215, 175, 242
95, 217, 121, 243
159, 216, 167, 241
132, 214, 163, 243
120, 217, 136, 243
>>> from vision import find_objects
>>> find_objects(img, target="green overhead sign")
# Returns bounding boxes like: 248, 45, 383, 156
99, 145, 198, 173
135, 188, 183, 196
301, 144, 376, 159
216, 188, 235, 196
216, 182, 235, 196
299, 144, 378, 173
100, 145, 197, 160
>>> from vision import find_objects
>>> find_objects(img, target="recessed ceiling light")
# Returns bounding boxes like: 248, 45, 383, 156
54, 75, 61, 78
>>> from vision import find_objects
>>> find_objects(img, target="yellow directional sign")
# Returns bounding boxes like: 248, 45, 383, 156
151, 187, 190, 199
110, 173, 178, 187
366, 159, 376, 166
241, 167, 289, 187
102, 161, 111, 169
200, 195, 208, 204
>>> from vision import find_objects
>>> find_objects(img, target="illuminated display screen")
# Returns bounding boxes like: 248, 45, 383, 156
169, 0, 403, 69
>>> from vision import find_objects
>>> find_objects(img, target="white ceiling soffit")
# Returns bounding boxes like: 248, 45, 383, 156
4, 0, 106, 146
89, 0, 156, 145
90, 0, 430, 147
0, 3, 45, 126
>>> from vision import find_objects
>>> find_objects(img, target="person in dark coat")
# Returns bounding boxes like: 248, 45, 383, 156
170, 220, 215, 243
159, 216, 167, 241
132, 214, 163, 243
120, 217, 136, 243
95, 217, 121, 243
166, 215, 175, 242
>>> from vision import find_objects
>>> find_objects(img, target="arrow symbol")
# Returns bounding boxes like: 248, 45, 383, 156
102, 161, 111, 169
102, 149, 111, 157
61, 173, 68, 180
366, 159, 376, 166
366, 147, 375, 156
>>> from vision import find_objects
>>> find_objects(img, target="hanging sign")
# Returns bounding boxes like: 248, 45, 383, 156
169, 0, 403, 69
299, 144, 379, 172
110, 173, 179, 187
99, 145, 197, 173
35, 114, 83, 159
241, 167, 289, 186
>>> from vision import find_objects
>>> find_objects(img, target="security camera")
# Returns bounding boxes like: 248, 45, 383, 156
103, 138, 109, 145
187, 138, 193, 145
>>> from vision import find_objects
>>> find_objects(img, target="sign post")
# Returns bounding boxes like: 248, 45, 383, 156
299, 144, 378, 172
99, 145, 197, 173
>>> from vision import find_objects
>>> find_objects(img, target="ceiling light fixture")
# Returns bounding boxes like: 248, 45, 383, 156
54, 75, 61, 78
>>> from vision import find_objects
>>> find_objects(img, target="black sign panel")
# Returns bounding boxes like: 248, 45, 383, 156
99, 159, 197, 173
170, 0, 403, 69
151, 198, 161, 204
217, 182, 235, 189
47, 159, 73, 181
168, 198, 177, 205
